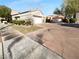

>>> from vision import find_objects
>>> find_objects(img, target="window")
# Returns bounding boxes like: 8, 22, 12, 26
15, 16, 20, 20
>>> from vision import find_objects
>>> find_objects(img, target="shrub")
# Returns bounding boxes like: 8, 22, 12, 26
12, 19, 33, 25
12, 20, 25, 25
69, 18, 77, 23
62, 18, 69, 23
1, 19, 5, 23
62, 18, 77, 23
46, 18, 51, 23
25, 19, 33, 25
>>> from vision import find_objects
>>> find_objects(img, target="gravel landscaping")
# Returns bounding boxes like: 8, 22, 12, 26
11, 25, 42, 34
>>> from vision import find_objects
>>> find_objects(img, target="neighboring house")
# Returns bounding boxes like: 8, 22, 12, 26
11, 10, 19, 15
12, 10, 46, 24
46, 15, 64, 23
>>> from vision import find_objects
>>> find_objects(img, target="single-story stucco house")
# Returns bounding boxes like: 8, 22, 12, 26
11, 10, 46, 24
46, 15, 64, 23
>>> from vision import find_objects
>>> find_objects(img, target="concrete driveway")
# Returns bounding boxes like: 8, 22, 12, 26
27, 23, 79, 59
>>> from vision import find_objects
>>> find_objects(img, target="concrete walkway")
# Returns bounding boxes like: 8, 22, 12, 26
0, 23, 62, 59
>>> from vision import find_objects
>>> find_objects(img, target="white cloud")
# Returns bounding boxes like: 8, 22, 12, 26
6, 0, 42, 12
7, 0, 42, 6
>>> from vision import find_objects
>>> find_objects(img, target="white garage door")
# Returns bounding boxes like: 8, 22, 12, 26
33, 17, 43, 24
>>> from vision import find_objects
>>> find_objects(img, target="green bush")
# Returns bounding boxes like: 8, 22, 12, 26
25, 19, 33, 25
12, 20, 25, 25
62, 18, 69, 23
69, 18, 77, 23
62, 18, 77, 23
12, 19, 33, 25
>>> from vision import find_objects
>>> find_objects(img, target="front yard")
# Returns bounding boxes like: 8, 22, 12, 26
12, 25, 42, 34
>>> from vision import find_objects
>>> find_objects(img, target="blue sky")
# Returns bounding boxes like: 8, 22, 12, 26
0, 0, 63, 15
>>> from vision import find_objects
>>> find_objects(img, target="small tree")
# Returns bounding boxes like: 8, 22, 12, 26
0, 5, 12, 22
53, 8, 62, 15
64, 0, 79, 18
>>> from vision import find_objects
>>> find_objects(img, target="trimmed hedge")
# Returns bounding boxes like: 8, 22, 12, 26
12, 20, 33, 25
12, 20, 25, 25
70, 18, 77, 23
62, 18, 77, 23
